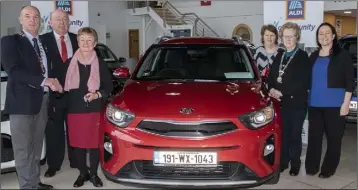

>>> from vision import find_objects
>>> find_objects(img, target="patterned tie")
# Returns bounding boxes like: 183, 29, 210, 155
60, 36, 68, 63
32, 38, 45, 74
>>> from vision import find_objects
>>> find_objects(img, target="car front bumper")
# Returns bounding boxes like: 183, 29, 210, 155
99, 117, 281, 188
102, 166, 279, 189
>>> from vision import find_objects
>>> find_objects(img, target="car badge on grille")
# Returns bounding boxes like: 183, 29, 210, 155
180, 108, 194, 114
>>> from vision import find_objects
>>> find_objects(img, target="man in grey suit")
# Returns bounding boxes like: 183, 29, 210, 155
1, 5, 62, 189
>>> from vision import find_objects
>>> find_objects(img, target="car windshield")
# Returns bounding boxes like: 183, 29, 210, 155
134, 44, 256, 81
342, 40, 357, 58
95, 45, 117, 62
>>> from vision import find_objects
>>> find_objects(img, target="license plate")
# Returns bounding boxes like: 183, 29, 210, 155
349, 101, 357, 109
153, 151, 217, 166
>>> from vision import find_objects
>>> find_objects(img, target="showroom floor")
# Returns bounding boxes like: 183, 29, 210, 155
1, 124, 356, 189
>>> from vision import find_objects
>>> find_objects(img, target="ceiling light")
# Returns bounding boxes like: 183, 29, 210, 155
344, 11, 352, 14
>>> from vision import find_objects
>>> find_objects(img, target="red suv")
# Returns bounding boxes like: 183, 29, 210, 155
99, 36, 282, 188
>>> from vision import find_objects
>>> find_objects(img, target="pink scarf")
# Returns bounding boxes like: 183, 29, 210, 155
64, 50, 100, 92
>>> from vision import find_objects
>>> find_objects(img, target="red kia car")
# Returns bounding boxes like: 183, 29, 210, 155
99, 36, 282, 189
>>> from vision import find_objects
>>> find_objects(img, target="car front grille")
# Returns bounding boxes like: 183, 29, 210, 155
136, 120, 238, 137
134, 160, 239, 179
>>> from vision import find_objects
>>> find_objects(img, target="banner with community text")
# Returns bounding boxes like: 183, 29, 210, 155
263, 0, 324, 52
31, 0, 89, 35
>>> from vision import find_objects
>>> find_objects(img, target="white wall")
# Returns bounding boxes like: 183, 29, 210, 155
88, 1, 128, 58
125, 10, 166, 55
169, 1, 264, 45
1, 1, 30, 37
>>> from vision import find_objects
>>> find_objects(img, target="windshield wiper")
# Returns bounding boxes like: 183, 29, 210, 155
161, 78, 195, 82
194, 79, 220, 82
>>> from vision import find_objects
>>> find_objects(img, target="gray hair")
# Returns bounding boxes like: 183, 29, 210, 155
49, 8, 69, 20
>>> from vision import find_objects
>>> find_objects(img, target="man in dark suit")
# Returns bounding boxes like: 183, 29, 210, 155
40, 9, 79, 178
1, 5, 63, 189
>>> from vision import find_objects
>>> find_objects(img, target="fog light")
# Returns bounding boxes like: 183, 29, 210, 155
104, 142, 113, 154
264, 144, 274, 156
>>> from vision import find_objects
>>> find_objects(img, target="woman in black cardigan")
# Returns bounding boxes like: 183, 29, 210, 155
305, 23, 353, 178
268, 22, 312, 176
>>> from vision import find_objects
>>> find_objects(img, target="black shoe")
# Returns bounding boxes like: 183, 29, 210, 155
38, 183, 53, 189
90, 174, 103, 187
289, 168, 300, 176
319, 172, 333, 179
73, 174, 90, 188
280, 166, 288, 173
306, 171, 318, 176
44, 168, 59, 178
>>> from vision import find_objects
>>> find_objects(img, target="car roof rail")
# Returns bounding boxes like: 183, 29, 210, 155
154, 36, 173, 44
231, 35, 245, 45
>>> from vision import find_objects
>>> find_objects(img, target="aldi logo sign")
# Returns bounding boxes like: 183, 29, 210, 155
54, 0, 73, 16
286, 0, 305, 20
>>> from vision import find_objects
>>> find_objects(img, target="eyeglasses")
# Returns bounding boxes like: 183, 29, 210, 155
54, 18, 69, 23
282, 35, 296, 40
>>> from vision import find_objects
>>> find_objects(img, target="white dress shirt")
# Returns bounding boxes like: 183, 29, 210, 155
53, 31, 73, 59
23, 30, 48, 91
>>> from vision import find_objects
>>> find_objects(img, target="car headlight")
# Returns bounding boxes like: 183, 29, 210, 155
239, 104, 274, 130
106, 103, 135, 128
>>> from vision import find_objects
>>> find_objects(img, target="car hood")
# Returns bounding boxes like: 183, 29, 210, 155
112, 80, 269, 118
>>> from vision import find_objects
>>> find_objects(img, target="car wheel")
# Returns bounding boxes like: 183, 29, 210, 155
40, 157, 46, 166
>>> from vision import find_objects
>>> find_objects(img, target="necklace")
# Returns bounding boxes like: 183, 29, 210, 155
277, 49, 298, 83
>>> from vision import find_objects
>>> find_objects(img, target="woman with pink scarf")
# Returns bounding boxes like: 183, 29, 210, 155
64, 27, 113, 188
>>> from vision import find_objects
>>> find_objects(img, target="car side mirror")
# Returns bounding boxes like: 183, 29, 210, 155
113, 67, 130, 79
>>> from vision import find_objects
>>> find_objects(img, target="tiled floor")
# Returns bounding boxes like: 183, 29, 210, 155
1, 124, 356, 189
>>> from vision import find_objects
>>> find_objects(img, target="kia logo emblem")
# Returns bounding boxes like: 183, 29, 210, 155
180, 108, 194, 114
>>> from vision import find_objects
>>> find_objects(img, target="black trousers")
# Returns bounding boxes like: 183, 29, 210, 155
280, 106, 306, 170
305, 107, 345, 175
74, 148, 100, 175
45, 104, 76, 170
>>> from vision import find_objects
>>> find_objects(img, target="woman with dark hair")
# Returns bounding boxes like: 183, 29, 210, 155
254, 24, 284, 79
305, 22, 353, 178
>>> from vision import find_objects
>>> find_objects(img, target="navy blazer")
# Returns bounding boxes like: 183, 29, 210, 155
40, 32, 78, 111
1, 33, 50, 115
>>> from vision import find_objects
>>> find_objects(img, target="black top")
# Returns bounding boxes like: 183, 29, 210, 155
1, 34, 48, 115
268, 48, 312, 109
66, 59, 113, 114
309, 48, 354, 93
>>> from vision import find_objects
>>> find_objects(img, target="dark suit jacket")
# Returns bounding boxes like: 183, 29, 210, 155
309, 48, 354, 92
268, 49, 312, 109
40, 32, 78, 110
1, 34, 49, 115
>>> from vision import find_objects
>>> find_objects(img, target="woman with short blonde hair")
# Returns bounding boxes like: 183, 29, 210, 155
268, 22, 311, 176
64, 27, 113, 188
